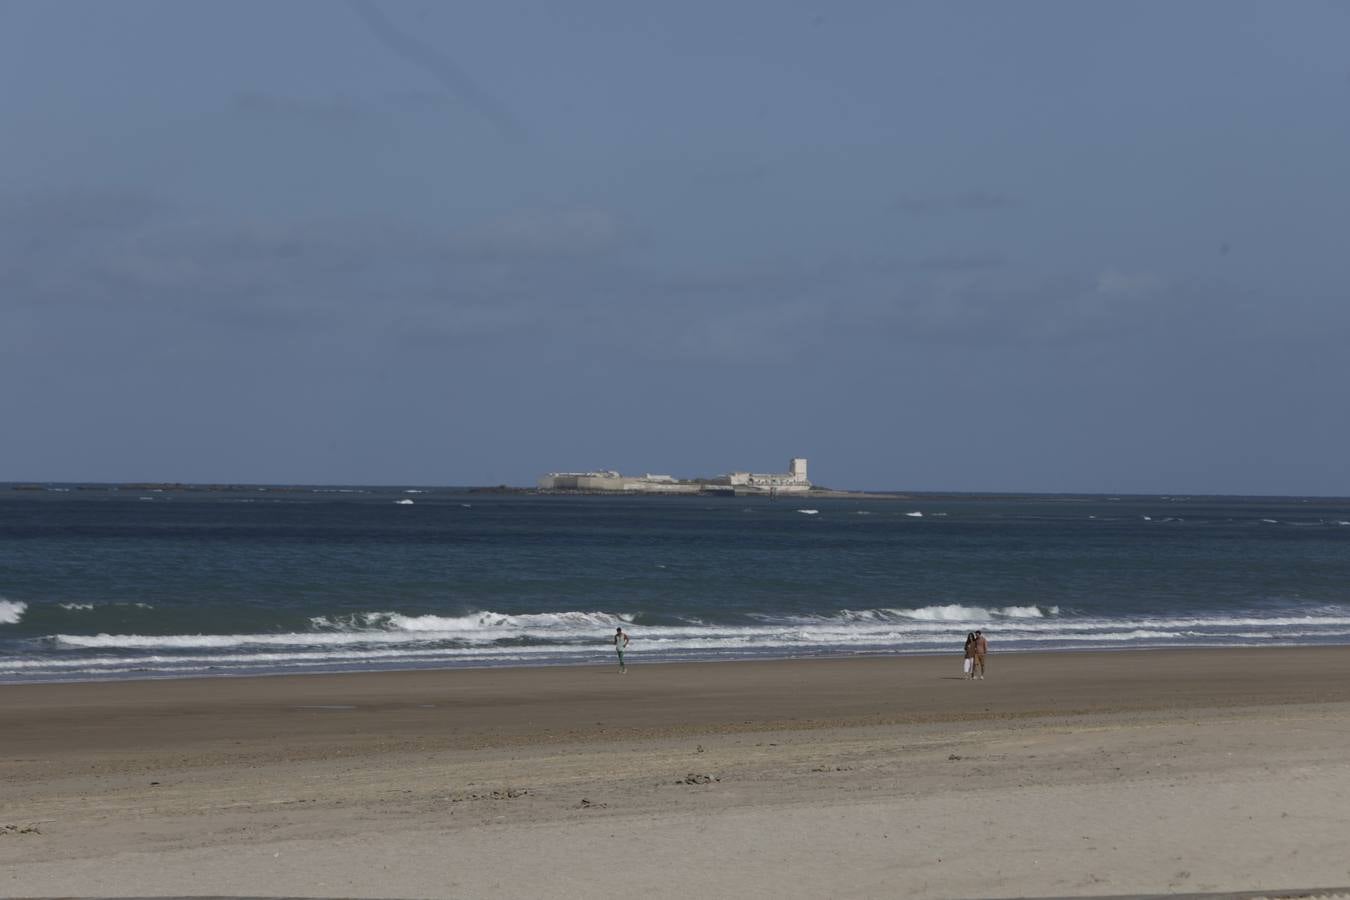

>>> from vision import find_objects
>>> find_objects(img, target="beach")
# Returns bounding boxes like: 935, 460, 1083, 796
3, 648, 1350, 898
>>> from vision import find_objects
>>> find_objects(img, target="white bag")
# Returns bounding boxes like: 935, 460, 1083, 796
963, 658, 973, 674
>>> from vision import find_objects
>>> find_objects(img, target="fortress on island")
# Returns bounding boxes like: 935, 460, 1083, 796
538, 457, 812, 496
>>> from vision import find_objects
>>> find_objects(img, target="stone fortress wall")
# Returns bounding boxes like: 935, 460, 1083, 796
538, 458, 811, 495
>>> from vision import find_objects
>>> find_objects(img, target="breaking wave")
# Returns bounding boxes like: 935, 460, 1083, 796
6, 601, 1347, 681
313, 610, 631, 633
0, 599, 27, 625
887, 604, 1059, 621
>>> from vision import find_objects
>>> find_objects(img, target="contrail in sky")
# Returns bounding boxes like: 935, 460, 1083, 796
349, 0, 526, 142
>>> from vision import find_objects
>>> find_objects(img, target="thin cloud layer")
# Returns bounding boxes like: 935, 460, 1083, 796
3, 0, 1349, 490
347, 0, 526, 142
0, 189, 1285, 365
893, 191, 1020, 215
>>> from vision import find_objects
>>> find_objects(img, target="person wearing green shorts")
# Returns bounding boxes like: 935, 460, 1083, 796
614, 626, 630, 673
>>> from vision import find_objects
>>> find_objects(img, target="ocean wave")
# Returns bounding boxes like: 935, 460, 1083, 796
16, 601, 1350, 681
18, 622, 1350, 681
53, 606, 1350, 654
880, 604, 1059, 621
327, 605, 1066, 632
55, 609, 635, 650
0, 632, 1194, 673
313, 610, 632, 633
35, 601, 153, 614
0, 599, 27, 625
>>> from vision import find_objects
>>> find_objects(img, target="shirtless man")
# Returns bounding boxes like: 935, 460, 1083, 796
972, 630, 988, 680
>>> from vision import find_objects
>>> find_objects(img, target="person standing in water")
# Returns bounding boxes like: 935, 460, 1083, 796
614, 626, 630, 673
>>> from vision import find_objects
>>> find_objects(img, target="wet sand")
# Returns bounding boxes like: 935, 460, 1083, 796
4, 648, 1350, 898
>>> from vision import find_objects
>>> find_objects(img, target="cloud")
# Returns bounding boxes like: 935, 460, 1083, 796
0, 189, 636, 359
230, 92, 382, 131
470, 209, 622, 257
0, 189, 1300, 376
347, 0, 525, 142
1094, 268, 1162, 298
4, 188, 164, 242
893, 190, 1020, 215
917, 252, 1007, 272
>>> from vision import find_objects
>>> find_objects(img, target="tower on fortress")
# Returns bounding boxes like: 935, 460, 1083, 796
726, 457, 811, 492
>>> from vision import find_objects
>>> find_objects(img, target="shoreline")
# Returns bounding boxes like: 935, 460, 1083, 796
6, 638, 1350, 688
6, 645, 1350, 745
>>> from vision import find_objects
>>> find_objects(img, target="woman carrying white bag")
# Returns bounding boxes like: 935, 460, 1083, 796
962, 632, 977, 679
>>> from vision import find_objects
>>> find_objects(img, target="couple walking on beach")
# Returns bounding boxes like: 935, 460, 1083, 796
963, 630, 988, 679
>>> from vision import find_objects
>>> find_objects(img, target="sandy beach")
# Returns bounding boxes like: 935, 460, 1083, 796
3, 648, 1350, 898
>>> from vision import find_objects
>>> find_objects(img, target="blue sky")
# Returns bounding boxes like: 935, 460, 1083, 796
3, 0, 1348, 493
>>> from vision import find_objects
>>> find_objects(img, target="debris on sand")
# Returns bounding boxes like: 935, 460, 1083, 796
677, 773, 719, 785
0, 824, 41, 836
451, 788, 528, 802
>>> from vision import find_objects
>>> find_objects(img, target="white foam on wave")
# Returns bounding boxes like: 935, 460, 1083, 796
54, 609, 641, 651
0, 599, 27, 625
55, 601, 150, 611
47, 602, 1350, 652
885, 604, 1059, 621
23, 599, 1350, 681
29, 615, 1350, 680
316, 610, 632, 633
998, 605, 1057, 618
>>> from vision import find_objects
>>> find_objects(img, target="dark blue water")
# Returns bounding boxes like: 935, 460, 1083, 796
2, 486, 1349, 681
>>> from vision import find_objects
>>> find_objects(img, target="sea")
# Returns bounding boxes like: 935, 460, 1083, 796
2, 486, 1349, 683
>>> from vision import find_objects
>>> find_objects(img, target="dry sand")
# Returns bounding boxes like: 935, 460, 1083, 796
3, 648, 1350, 899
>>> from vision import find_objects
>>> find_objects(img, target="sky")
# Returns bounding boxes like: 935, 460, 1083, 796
2, 0, 1349, 494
